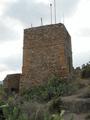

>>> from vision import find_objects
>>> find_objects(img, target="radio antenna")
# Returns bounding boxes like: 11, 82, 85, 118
41, 17, 43, 26
50, 3, 52, 24
54, 0, 56, 24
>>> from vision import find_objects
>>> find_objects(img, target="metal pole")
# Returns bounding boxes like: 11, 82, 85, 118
50, 3, 52, 24
41, 17, 43, 26
54, 0, 56, 24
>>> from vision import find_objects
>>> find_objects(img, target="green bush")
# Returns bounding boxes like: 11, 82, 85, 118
48, 97, 62, 113
81, 62, 90, 78
1, 96, 28, 120
2, 103, 28, 120
0, 85, 5, 100
22, 76, 75, 102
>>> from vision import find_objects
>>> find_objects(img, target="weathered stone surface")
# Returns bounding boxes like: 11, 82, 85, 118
61, 87, 90, 113
20, 23, 73, 90
61, 97, 90, 113
3, 74, 21, 93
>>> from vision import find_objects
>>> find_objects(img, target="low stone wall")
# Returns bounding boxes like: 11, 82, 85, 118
3, 73, 21, 94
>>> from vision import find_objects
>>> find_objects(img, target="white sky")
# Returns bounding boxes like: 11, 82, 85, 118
0, 0, 90, 81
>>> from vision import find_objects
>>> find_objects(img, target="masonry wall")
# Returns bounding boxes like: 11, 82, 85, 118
4, 74, 21, 93
20, 23, 72, 90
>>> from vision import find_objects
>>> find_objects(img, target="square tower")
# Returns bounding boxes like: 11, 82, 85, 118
20, 23, 73, 90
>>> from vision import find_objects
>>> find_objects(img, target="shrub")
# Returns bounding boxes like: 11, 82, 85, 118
22, 75, 75, 102
81, 62, 90, 78
0, 85, 5, 100
2, 103, 28, 120
48, 97, 62, 113
2, 95, 28, 120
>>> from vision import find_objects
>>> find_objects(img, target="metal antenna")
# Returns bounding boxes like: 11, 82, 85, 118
54, 0, 56, 24
50, 3, 52, 24
62, 0, 65, 24
41, 17, 43, 26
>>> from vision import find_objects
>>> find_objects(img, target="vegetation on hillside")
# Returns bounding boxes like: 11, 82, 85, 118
0, 75, 77, 120
21, 75, 78, 102
81, 62, 90, 78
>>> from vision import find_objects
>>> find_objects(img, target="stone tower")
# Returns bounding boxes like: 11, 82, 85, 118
20, 23, 73, 90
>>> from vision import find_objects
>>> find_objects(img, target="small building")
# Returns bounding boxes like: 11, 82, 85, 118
3, 74, 21, 94
20, 23, 73, 90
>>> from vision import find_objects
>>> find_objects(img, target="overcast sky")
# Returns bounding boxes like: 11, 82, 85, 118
0, 0, 90, 81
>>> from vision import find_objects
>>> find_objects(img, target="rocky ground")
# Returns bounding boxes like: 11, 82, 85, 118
62, 79, 90, 120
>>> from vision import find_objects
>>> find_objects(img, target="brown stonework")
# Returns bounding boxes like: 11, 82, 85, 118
3, 74, 21, 93
20, 23, 73, 90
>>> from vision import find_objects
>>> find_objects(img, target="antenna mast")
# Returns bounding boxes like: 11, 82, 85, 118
62, 0, 65, 24
41, 17, 43, 26
54, 0, 56, 24
50, 3, 52, 24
